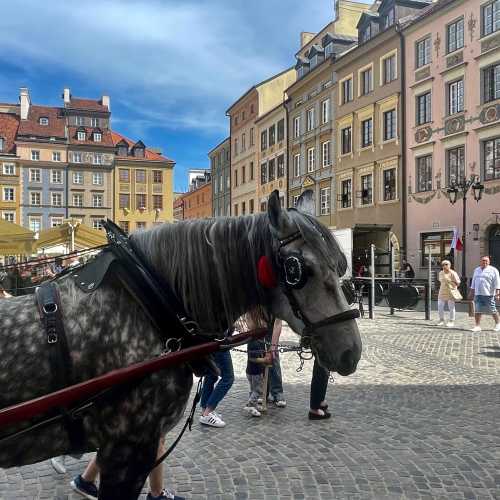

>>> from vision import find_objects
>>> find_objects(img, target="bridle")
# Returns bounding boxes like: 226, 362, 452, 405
276, 230, 359, 339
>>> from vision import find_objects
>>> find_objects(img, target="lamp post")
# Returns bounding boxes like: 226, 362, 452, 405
447, 174, 484, 295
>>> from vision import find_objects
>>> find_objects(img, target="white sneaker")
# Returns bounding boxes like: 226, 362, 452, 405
200, 411, 226, 427
446, 322, 454, 328
244, 405, 261, 417
437, 321, 445, 326
494, 323, 500, 332
51, 456, 67, 474
274, 400, 287, 408
471, 326, 482, 332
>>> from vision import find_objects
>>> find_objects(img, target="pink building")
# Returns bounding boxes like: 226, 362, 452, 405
404, 0, 500, 281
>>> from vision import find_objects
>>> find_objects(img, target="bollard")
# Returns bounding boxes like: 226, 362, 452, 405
390, 244, 395, 315
424, 283, 430, 320
368, 283, 374, 319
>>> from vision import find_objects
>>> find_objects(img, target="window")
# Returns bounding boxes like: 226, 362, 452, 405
250, 161, 254, 181
416, 37, 431, 68
234, 204, 239, 216
51, 192, 62, 206
3, 163, 15, 175
73, 193, 83, 207
383, 8, 395, 28
136, 222, 146, 230
483, 137, 500, 180
261, 162, 268, 184
307, 147, 315, 172
119, 193, 130, 209
322, 141, 331, 167
383, 55, 396, 84
31, 150, 40, 161
306, 108, 315, 131
29, 216, 41, 233
241, 133, 246, 151
416, 92, 432, 125
447, 18, 464, 53
119, 221, 130, 234
250, 127, 254, 146
93, 153, 103, 165
91, 117, 98, 127
73, 171, 84, 184
234, 138, 238, 156
30, 191, 41, 205
361, 118, 373, 148
136, 169, 146, 183
93, 132, 102, 142
93, 194, 103, 208
325, 42, 334, 58
277, 119, 285, 141
268, 159, 275, 182
92, 172, 103, 185
383, 168, 397, 201
447, 146, 465, 185
483, 0, 500, 36
310, 54, 319, 68
361, 24, 371, 43
250, 104, 254, 114
220, 174, 223, 192
3, 187, 14, 202
77, 131, 86, 141
341, 126, 352, 154
153, 195, 163, 210
29, 168, 41, 182
293, 154, 300, 177
320, 187, 330, 215
73, 152, 82, 163
448, 79, 464, 115
51, 170, 62, 184
277, 155, 285, 177
383, 109, 396, 141
293, 116, 301, 138
421, 232, 453, 266
2, 212, 15, 222
51, 217, 63, 228
0, 137, 3, 151
242, 111, 245, 121
150, 170, 161, 184
341, 179, 352, 208
76, 116, 84, 126
52, 151, 61, 162
269, 125, 276, 146
416, 155, 433, 192
242, 201, 246, 215
483, 63, 500, 102
119, 169, 130, 182
39, 117, 49, 126
361, 67, 372, 95
234, 169, 238, 187
321, 99, 330, 124
360, 174, 373, 205
261, 130, 267, 151
342, 78, 353, 104
242, 165, 246, 183
249, 199, 254, 214
92, 219, 103, 230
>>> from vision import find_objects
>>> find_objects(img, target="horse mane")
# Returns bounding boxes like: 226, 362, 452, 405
131, 211, 346, 332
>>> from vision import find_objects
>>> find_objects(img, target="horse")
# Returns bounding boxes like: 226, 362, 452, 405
0, 190, 362, 499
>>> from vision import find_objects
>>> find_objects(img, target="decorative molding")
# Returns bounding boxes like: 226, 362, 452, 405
481, 33, 500, 53
434, 34, 441, 58
484, 181, 500, 195
444, 115, 466, 135
415, 66, 431, 82
446, 51, 463, 68
410, 190, 437, 204
479, 104, 500, 124
302, 175, 315, 188
415, 126, 433, 143
468, 13, 477, 43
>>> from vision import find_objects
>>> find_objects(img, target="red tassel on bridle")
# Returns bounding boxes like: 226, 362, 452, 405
257, 255, 278, 289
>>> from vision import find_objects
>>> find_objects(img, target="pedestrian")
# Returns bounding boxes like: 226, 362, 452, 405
309, 358, 331, 420
199, 348, 234, 428
468, 256, 500, 332
437, 259, 461, 327
70, 437, 184, 500
244, 336, 269, 417
266, 319, 287, 408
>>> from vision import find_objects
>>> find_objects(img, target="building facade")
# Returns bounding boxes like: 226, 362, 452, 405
404, 0, 500, 275
112, 132, 174, 233
182, 182, 212, 220
209, 138, 231, 217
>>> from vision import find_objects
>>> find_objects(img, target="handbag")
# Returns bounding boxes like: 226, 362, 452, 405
447, 277, 463, 301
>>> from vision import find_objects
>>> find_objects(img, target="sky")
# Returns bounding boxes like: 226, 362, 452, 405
0, 0, 335, 192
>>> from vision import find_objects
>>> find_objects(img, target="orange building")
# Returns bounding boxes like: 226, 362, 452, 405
182, 182, 212, 220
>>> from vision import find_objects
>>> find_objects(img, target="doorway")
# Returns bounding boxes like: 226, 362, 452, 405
489, 225, 500, 268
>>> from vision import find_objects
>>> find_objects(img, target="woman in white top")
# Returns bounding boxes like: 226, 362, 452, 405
437, 260, 461, 327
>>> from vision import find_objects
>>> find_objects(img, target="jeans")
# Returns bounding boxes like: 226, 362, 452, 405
310, 358, 329, 410
246, 374, 263, 405
438, 299, 456, 321
268, 355, 284, 401
200, 350, 234, 411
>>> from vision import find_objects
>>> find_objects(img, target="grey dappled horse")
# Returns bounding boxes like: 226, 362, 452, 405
0, 190, 362, 499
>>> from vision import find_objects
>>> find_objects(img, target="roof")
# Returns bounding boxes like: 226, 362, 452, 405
68, 126, 114, 147
65, 97, 109, 113
110, 131, 173, 162
401, 0, 455, 30
17, 105, 66, 139
0, 113, 20, 155
207, 137, 230, 156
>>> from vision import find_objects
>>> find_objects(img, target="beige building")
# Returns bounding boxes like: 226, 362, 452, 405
227, 69, 296, 216
255, 103, 287, 211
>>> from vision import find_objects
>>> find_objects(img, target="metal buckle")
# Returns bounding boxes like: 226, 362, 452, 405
165, 337, 182, 353
43, 303, 58, 314
47, 332, 58, 344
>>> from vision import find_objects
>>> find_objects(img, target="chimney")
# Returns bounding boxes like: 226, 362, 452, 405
19, 87, 31, 120
63, 87, 71, 104
300, 32, 316, 48
102, 95, 110, 111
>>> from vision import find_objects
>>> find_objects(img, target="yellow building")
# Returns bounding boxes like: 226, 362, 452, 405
111, 132, 175, 233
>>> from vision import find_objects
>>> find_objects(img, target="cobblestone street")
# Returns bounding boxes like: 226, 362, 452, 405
1, 310, 500, 500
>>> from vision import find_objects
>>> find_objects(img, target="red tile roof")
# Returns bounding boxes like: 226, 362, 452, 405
68, 126, 114, 147
66, 97, 109, 112
110, 131, 173, 162
17, 105, 66, 139
0, 113, 20, 155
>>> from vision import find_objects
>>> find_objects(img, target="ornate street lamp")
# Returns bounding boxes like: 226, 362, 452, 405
472, 179, 484, 201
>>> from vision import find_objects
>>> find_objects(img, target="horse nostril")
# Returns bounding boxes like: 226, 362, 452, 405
340, 349, 356, 371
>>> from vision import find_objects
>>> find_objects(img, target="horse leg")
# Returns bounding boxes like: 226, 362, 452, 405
97, 439, 158, 500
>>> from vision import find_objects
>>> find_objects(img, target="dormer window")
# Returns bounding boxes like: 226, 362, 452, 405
39, 117, 49, 126
134, 147, 145, 158
76, 116, 84, 126
384, 8, 395, 29
93, 132, 102, 142
324, 42, 334, 58
361, 25, 372, 43
77, 130, 86, 141
310, 54, 318, 68
118, 145, 128, 156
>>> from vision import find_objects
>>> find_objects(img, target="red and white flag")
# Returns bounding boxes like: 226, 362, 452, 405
451, 228, 463, 251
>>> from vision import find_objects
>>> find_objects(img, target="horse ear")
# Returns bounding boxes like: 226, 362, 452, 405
296, 189, 315, 216
267, 189, 293, 236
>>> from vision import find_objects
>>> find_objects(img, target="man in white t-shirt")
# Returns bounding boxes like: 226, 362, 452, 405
469, 256, 500, 332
